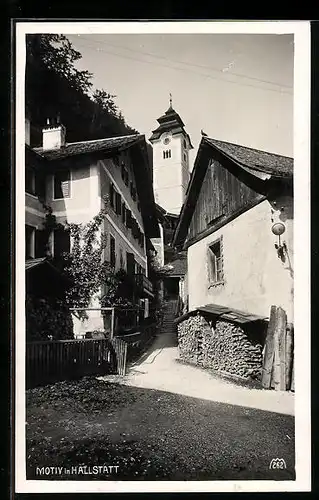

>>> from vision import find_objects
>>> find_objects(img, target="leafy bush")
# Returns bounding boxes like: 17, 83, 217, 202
26, 295, 73, 341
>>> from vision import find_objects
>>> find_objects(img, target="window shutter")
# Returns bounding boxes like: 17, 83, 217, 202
115, 192, 121, 215
121, 202, 126, 224
132, 219, 139, 239
110, 235, 116, 268
126, 209, 132, 228
61, 180, 70, 198
109, 183, 115, 209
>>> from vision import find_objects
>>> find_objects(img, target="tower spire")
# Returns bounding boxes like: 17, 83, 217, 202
169, 93, 172, 109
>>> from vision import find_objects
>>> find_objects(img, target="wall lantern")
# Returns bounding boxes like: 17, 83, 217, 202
271, 221, 287, 258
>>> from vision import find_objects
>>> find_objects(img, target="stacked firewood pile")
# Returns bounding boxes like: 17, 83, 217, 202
177, 314, 263, 380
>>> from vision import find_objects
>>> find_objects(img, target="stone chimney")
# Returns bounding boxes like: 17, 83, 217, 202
42, 116, 66, 150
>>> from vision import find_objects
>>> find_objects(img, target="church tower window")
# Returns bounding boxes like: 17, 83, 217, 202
163, 149, 171, 159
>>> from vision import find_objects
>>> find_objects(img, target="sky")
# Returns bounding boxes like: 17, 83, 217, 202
66, 33, 294, 165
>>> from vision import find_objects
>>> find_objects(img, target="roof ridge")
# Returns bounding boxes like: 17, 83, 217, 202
67, 133, 142, 147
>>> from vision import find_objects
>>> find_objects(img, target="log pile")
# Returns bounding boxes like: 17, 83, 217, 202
177, 314, 263, 380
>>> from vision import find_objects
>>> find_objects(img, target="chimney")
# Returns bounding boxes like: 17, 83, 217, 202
42, 116, 66, 150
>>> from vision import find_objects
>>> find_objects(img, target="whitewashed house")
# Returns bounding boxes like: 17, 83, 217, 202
173, 136, 294, 325
25, 118, 159, 336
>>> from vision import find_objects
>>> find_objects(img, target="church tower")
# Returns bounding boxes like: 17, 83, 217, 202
149, 96, 193, 215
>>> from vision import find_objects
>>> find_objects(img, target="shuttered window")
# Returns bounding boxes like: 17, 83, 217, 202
54, 170, 71, 199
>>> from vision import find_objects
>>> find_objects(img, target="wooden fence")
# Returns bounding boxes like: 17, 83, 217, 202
261, 306, 294, 391
111, 337, 128, 376
26, 322, 159, 388
26, 337, 128, 388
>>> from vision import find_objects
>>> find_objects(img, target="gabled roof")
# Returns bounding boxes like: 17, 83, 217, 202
173, 136, 293, 248
34, 134, 142, 161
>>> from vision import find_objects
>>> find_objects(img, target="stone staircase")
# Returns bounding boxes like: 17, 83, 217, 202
160, 299, 178, 335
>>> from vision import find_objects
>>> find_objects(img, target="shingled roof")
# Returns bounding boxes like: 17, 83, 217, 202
165, 253, 187, 276
34, 134, 142, 161
205, 138, 293, 178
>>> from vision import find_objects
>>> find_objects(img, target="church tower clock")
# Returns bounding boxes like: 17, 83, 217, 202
149, 95, 193, 215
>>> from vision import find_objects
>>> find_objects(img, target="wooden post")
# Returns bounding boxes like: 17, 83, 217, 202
110, 308, 115, 339
272, 306, 287, 391
261, 306, 277, 389
285, 323, 294, 390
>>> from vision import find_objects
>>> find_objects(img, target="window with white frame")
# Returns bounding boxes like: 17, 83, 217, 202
208, 237, 224, 284
54, 170, 71, 199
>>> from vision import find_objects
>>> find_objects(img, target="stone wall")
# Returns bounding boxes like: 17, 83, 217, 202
177, 314, 265, 381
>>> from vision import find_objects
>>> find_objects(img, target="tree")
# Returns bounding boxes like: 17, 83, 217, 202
26, 34, 93, 94
45, 201, 134, 317
26, 34, 139, 146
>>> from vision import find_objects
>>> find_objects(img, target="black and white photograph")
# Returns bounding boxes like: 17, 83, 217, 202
15, 21, 311, 493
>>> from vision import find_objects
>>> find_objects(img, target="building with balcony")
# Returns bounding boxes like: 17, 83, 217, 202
25, 117, 159, 336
